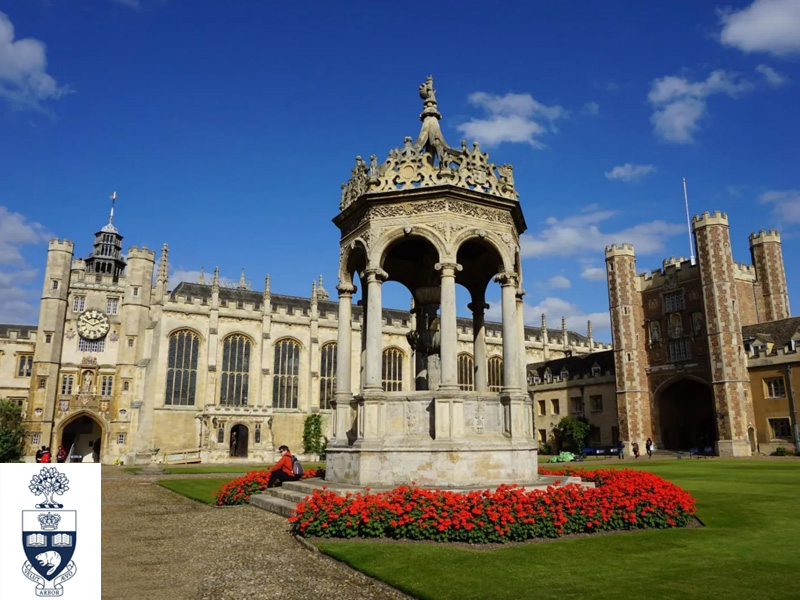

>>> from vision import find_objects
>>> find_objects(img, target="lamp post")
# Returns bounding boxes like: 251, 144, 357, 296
786, 364, 800, 455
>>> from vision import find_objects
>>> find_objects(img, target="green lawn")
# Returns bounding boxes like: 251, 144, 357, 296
155, 477, 233, 504
317, 460, 800, 600
125, 462, 324, 475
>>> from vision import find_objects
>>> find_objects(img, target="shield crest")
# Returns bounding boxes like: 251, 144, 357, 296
22, 510, 77, 581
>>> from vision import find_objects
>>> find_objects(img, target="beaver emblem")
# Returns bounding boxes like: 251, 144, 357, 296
35, 551, 62, 576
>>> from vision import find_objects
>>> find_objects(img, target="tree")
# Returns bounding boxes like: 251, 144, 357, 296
29, 467, 70, 508
302, 413, 326, 455
554, 416, 591, 453
0, 398, 26, 463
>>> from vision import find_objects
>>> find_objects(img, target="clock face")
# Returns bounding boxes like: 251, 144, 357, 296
77, 309, 110, 341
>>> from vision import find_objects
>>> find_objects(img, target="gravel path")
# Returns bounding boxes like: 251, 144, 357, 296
102, 467, 409, 600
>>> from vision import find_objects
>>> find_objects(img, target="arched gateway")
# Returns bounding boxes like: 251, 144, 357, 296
326, 77, 537, 487
655, 378, 717, 453
60, 412, 104, 463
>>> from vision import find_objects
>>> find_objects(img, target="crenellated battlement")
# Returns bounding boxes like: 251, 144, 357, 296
127, 246, 155, 261
692, 210, 728, 229
637, 256, 698, 290
662, 256, 689, 271
70, 258, 86, 271
749, 229, 781, 245
48, 238, 74, 252
605, 243, 635, 258
733, 261, 757, 282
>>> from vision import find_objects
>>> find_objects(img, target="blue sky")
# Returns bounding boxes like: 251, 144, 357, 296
1, 0, 799, 341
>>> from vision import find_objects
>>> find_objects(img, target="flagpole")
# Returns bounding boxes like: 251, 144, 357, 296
683, 178, 696, 265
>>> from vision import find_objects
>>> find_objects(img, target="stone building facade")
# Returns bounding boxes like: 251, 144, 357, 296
742, 317, 800, 454
528, 212, 796, 457
7, 218, 601, 465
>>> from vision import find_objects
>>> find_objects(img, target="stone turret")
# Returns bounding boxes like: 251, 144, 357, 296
587, 319, 594, 353
693, 211, 754, 456
26, 239, 75, 452
749, 229, 790, 322
605, 243, 651, 452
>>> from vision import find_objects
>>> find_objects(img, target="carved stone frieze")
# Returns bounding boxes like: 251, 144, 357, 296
339, 199, 514, 240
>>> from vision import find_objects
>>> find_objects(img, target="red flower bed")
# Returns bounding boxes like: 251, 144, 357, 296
288, 468, 696, 543
215, 468, 326, 506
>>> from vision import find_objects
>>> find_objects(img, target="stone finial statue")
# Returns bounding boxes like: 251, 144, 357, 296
212, 266, 220, 293
198, 266, 205, 284
419, 75, 437, 107
238, 268, 247, 290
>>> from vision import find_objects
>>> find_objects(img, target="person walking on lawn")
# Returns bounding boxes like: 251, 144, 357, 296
267, 445, 299, 488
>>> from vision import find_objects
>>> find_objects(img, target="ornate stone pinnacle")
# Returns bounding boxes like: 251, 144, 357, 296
198, 266, 205, 284
338, 77, 518, 212
157, 243, 169, 284
238, 268, 246, 290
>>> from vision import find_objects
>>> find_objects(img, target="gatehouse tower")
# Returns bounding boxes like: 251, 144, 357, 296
327, 77, 537, 486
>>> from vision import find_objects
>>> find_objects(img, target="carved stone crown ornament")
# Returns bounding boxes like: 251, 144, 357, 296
340, 76, 519, 211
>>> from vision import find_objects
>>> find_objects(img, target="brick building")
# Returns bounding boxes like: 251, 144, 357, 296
529, 211, 797, 457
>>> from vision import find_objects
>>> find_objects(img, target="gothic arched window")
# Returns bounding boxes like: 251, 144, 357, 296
319, 342, 337, 409
458, 353, 475, 391
220, 334, 251, 406
273, 338, 300, 409
165, 330, 199, 405
488, 356, 504, 392
382, 347, 404, 392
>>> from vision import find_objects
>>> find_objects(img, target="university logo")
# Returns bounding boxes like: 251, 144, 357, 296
21, 468, 77, 597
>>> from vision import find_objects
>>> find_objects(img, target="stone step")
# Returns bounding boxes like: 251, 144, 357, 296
248, 494, 298, 518
267, 487, 311, 504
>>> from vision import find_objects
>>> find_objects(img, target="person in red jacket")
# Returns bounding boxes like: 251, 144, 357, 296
40, 447, 51, 463
267, 445, 298, 488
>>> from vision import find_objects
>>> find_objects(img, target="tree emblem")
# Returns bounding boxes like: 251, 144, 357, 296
29, 467, 70, 508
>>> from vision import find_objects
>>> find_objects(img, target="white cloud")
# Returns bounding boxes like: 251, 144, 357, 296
759, 189, 800, 222
0, 206, 49, 323
171, 267, 236, 286
605, 163, 656, 182
581, 101, 600, 116
756, 63, 789, 86
456, 92, 568, 148
648, 70, 753, 143
520, 208, 684, 258
0, 206, 50, 265
544, 275, 571, 290
580, 266, 607, 281
719, 0, 800, 56
0, 11, 70, 110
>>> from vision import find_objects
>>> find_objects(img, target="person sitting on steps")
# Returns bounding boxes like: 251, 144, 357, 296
267, 445, 299, 488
